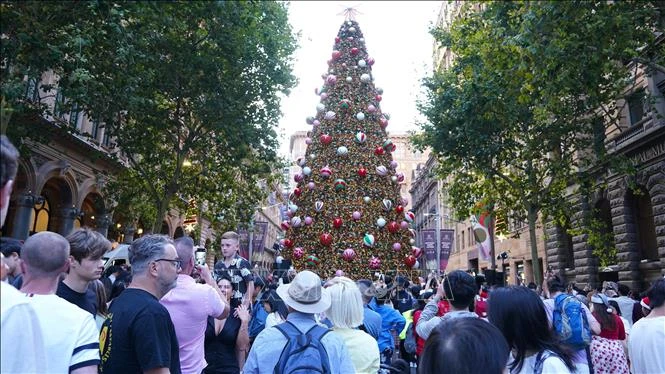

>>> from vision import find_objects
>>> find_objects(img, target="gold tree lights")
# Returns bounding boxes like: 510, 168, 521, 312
281, 20, 420, 279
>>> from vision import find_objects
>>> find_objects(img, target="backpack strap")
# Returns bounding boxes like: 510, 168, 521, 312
305, 324, 331, 342
274, 320, 301, 340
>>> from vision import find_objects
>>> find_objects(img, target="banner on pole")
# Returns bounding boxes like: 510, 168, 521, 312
439, 229, 454, 272
470, 215, 491, 261
237, 221, 269, 261
420, 229, 437, 271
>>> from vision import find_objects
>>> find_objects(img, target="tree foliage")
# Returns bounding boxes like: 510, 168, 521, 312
1, 2, 297, 232
415, 1, 662, 283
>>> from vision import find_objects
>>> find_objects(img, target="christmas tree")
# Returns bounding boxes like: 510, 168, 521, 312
282, 17, 419, 279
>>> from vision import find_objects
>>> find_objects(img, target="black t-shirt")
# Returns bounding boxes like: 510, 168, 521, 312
203, 315, 240, 373
56, 280, 98, 316
100, 288, 181, 374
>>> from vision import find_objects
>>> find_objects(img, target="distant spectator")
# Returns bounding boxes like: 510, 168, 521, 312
0, 237, 23, 284
589, 293, 629, 373
412, 290, 434, 358
628, 279, 665, 374
263, 289, 289, 329
356, 279, 383, 341
248, 275, 268, 342
610, 284, 636, 329
420, 317, 510, 374
370, 283, 405, 368
416, 270, 478, 341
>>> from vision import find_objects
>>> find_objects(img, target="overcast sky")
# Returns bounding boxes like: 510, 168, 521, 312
277, 1, 442, 156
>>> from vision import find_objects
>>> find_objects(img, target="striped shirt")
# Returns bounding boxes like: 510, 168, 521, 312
25, 293, 100, 372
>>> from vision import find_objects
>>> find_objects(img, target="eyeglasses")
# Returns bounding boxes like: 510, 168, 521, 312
155, 258, 182, 269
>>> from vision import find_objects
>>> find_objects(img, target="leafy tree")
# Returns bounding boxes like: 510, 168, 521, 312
2, 2, 297, 232
415, 1, 661, 283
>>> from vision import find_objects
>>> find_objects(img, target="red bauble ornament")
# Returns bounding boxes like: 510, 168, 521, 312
332, 50, 342, 60
320, 134, 332, 145
395, 205, 404, 214
387, 221, 400, 233
358, 167, 368, 177
404, 255, 417, 268
335, 37, 340, 43
294, 187, 302, 197
294, 174, 304, 183
412, 246, 423, 258
333, 217, 343, 229
374, 147, 385, 156
320, 233, 333, 246
280, 221, 290, 231
283, 239, 294, 248
351, 47, 359, 55
375, 94, 382, 102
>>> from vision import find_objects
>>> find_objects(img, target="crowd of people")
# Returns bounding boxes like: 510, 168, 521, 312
1, 132, 665, 374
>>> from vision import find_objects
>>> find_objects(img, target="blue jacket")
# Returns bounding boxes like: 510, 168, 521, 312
369, 303, 406, 352
249, 299, 269, 338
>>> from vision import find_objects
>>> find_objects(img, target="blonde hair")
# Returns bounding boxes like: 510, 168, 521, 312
325, 276, 364, 329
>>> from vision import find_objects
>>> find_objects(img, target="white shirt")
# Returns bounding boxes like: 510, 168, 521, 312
0, 282, 47, 374
265, 311, 285, 329
25, 293, 100, 373
509, 350, 573, 374
628, 316, 665, 374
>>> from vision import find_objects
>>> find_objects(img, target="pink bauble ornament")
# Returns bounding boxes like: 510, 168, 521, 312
326, 75, 337, 85
332, 50, 341, 60
368, 104, 376, 113
392, 242, 402, 251
294, 174, 303, 183
305, 137, 312, 144
342, 248, 356, 261
367, 56, 375, 65
390, 160, 398, 169
320, 166, 332, 178
293, 247, 304, 259
352, 211, 361, 220
412, 246, 423, 258
312, 119, 320, 126
379, 117, 389, 128
304, 216, 313, 225
369, 256, 381, 269
324, 111, 336, 120
335, 270, 344, 277
350, 47, 359, 55
401, 221, 410, 230
320, 92, 328, 100
307, 181, 315, 190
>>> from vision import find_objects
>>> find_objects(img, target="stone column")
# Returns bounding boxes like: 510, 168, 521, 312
58, 207, 79, 237
95, 213, 112, 239
571, 195, 599, 288
10, 193, 38, 240
609, 178, 641, 291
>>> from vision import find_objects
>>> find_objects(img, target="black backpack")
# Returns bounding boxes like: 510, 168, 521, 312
274, 321, 331, 374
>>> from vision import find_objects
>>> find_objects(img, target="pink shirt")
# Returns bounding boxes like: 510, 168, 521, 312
161, 275, 225, 374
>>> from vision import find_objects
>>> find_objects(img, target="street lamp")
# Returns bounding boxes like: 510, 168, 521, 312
423, 212, 441, 275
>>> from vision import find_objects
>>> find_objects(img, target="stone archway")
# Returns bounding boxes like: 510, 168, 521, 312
80, 192, 106, 230
35, 177, 75, 236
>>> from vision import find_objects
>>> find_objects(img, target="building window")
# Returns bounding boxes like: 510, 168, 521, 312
91, 120, 100, 140
627, 90, 645, 126
25, 77, 40, 102
53, 91, 66, 119
30, 197, 50, 233
628, 187, 658, 261
69, 103, 81, 129
102, 129, 110, 146
592, 118, 606, 156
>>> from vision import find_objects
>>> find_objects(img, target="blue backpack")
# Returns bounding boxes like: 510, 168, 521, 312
552, 294, 591, 350
274, 321, 331, 374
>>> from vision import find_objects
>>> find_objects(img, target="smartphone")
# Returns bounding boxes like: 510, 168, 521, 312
195, 251, 206, 266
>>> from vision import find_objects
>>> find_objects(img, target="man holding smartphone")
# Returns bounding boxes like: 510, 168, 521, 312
161, 237, 230, 374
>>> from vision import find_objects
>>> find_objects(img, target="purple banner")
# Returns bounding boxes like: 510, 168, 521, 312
237, 221, 269, 261
439, 229, 455, 272
420, 229, 437, 271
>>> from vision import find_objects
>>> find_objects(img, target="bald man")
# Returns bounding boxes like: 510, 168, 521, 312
20, 231, 100, 374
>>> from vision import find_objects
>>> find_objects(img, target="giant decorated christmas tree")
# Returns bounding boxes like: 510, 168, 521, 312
281, 17, 420, 279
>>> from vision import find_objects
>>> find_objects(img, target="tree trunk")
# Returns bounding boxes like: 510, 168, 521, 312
527, 206, 542, 284
152, 201, 168, 235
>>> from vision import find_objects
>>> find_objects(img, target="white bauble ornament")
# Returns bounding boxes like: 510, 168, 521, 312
356, 112, 365, 121
349, 26, 356, 33
302, 166, 312, 176
346, 76, 353, 82
363, 196, 371, 203
337, 146, 348, 156
360, 74, 371, 83
316, 103, 325, 112
358, 60, 366, 68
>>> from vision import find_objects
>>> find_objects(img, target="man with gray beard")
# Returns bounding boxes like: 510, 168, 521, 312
100, 234, 182, 374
